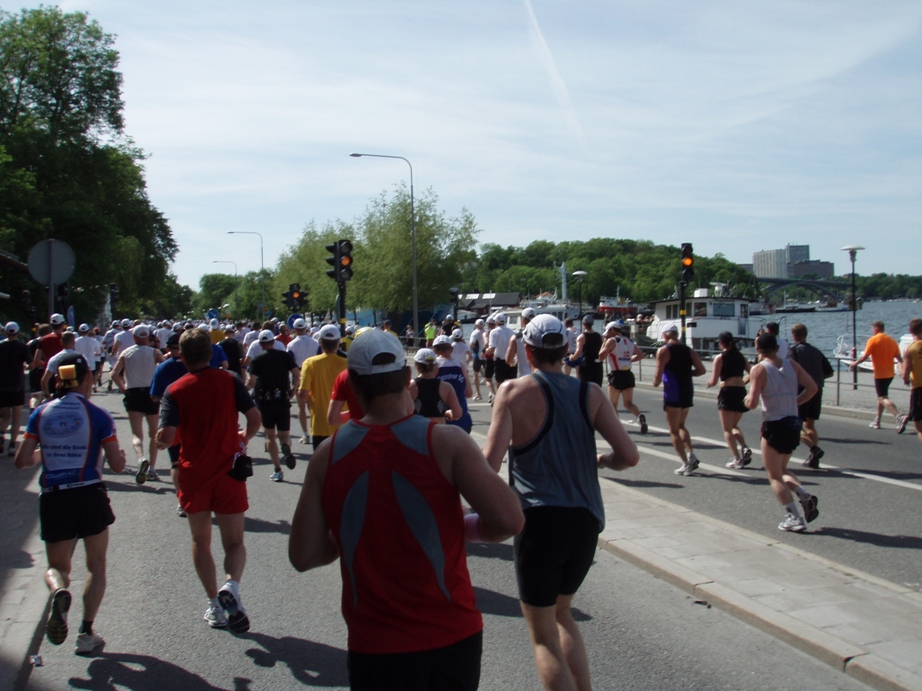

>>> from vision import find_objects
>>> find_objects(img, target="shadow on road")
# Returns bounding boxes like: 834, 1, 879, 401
243, 632, 349, 687
812, 526, 922, 549
466, 541, 513, 562
823, 437, 890, 446
473, 586, 592, 622
606, 477, 685, 490
64, 652, 247, 691
242, 516, 291, 535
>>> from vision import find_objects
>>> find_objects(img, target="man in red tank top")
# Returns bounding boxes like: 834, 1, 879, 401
289, 329, 523, 690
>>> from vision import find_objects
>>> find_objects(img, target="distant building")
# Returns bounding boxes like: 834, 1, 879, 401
753, 249, 788, 278
785, 244, 810, 265
787, 260, 835, 279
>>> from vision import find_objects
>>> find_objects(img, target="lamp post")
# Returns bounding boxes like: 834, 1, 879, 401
228, 232, 264, 320
573, 271, 588, 320
841, 245, 864, 390
350, 153, 418, 343
212, 260, 238, 319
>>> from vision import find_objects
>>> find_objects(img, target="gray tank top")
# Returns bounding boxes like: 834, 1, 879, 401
123, 345, 157, 389
760, 360, 799, 421
508, 370, 605, 530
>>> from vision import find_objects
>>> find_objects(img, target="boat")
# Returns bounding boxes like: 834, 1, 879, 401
500, 294, 579, 329
643, 284, 762, 355
598, 295, 646, 319
815, 300, 849, 313
773, 299, 816, 314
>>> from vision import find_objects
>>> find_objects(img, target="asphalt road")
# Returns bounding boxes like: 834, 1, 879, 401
24, 387, 873, 690
541, 386, 922, 592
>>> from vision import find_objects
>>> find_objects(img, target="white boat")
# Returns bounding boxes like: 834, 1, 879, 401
831, 333, 912, 371
644, 285, 761, 355
500, 294, 579, 329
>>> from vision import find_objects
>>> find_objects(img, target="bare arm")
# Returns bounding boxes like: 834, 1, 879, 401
790, 360, 819, 406
242, 406, 262, 442
707, 354, 723, 388
744, 364, 765, 409
652, 346, 669, 387
690, 349, 706, 377
111, 354, 127, 392
482, 383, 514, 472
903, 348, 913, 386
631, 344, 645, 363
327, 398, 349, 427
572, 333, 586, 360
440, 381, 462, 422
102, 440, 127, 474
156, 425, 176, 449
598, 337, 615, 361
14, 437, 41, 469
505, 339, 518, 367
289, 443, 340, 571
438, 426, 524, 542
589, 384, 639, 470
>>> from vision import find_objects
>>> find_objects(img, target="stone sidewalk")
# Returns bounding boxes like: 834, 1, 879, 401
595, 479, 922, 691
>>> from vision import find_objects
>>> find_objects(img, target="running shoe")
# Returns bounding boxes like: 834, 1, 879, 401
204, 602, 227, 629
299, 436, 309, 445
740, 446, 752, 467
488, 393, 494, 405
800, 493, 819, 523
145, 467, 159, 481
897, 414, 909, 435
270, 470, 284, 482
778, 513, 806, 532
725, 458, 745, 469
46, 588, 71, 645
135, 458, 149, 485
869, 420, 881, 429
74, 632, 105, 655
7, 442, 16, 457
639, 414, 648, 435
802, 447, 824, 469
684, 453, 700, 475
674, 462, 691, 475
217, 582, 249, 634
473, 395, 482, 401
281, 443, 296, 470
176, 503, 187, 518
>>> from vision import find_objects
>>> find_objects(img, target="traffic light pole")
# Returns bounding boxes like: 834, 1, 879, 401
679, 280, 687, 345
337, 282, 347, 337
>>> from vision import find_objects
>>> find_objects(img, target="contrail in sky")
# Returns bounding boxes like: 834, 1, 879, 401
523, 0, 587, 151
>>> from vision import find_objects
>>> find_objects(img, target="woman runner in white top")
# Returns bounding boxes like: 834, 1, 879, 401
598, 322, 647, 433
744, 333, 818, 532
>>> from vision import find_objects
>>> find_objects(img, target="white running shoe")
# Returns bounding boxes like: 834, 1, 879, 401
217, 582, 249, 633
135, 459, 149, 485
74, 631, 105, 655
145, 467, 159, 481
204, 602, 227, 628
299, 436, 309, 445
869, 420, 881, 429
897, 415, 909, 435
270, 470, 284, 482
725, 458, 744, 469
778, 513, 806, 532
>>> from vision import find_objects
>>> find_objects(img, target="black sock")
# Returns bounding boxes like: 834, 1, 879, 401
79, 620, 93, 635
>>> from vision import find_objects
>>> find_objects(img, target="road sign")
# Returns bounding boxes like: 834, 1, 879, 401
207, 308, 219, 320
27, 239, 76, 286
287, 314, 303, 330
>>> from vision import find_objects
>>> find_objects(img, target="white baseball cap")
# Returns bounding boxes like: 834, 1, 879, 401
318, 325, 341, 341
50, 313, 66, 326
5, 321, 19, 335
78, 323, 90, 333
451, 328, 463, 341
521, 307, 536, 320
414, 348, 438, 364
292, 318, 307, 330
475, 319, 484, 327
121, 318, 132, 327
347, 329, 406, 375
132, 324, 150, 338
523, 314, 567, 349
258, 329, 276, 343
604, 322, 620, 335
433, 335, 452, 348
662, 322, 679, 335
495, 313, 507, 324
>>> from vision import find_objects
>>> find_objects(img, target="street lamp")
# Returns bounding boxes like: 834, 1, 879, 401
841, 245, 864, 390
350, 153, 418, 344
228, 232, 264, 320
573, 271, 588, 320
213, 260, 238, 319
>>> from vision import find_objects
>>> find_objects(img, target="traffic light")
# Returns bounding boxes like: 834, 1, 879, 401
109, 283, 119, 307
292, 283, 305, 310
325, 242, 341, 281
282, 286, 295, 309
681, 243, 694, 283
325, 239, 354, 282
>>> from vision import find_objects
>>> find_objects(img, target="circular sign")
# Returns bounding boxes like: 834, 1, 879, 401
287, 314, 303, 330
207, 308, 219, 320
27, 239, 76, 286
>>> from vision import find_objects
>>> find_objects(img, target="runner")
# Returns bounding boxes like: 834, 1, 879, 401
483, 314, 639, 691
287, 318, 321, 444
434, 335, 474, 434
28, 324, 52, 408
298, 325, 348, 450
505, 307, 535, 378
850, 321, 906, 431
289, 329, 523, 690
745, 333, 820, 532
41, 331, 78, 399
563, 318, 578, 376
468, 319, 486, 400
598, 321, 647, 434
482, 315, 497, 404
15, 352, 126, 654
248, 330, 301, 482
150, 334, 189, 516
156, 328, 261, 632
789, 323, 835, 468
408, 348, 462, 424
705, 332, 753, 469
110, 324, 165, 484
572, 315, 604, 387
218, 325, 244, 378
0, 322, 31, 456
901, 318, 922, 446
74, 324, 102, 393
653, 323, 706, 475
487, 312, 516, 393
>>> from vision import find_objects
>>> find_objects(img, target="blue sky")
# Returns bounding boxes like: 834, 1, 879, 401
44, 0, 922, 289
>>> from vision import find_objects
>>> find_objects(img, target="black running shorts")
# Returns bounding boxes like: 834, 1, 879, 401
494, 360, 517, 384
258, 400, 291, 431
483, 359, 495, 380
40, 483, 114, 543
762, 416, 803, 455
347, 631, 482, 691
797, 389, 823, 422
472, 357, 482, 373
124, 387, 160, 415
0, 390, 25, 408
909, 387, 922, 423
514, 506, 599, 608
874, 377, 893, 398
607, 370, 635, 391
717, 386, 748, 413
